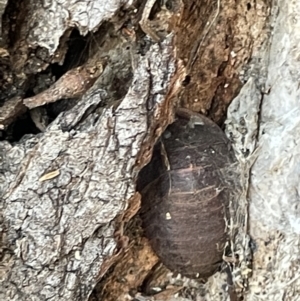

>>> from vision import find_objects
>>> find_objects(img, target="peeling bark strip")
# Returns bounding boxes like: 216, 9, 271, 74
1, 39, 176, 301
21, 0, 134, 55
23, 60, 106, 109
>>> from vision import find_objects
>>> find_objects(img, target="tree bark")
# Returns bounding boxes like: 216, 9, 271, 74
1, 0, 299, 301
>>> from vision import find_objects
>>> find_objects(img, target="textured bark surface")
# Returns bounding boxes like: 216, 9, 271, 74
1, 0, 298, 301
0, 38, 176, 300
174, 0, 270, 123
0, 1, 180, 297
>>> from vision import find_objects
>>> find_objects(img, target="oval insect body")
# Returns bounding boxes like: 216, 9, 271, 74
139, 109, 237, 278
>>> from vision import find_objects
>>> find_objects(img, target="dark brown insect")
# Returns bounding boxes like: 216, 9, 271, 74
138, 109, 237, 278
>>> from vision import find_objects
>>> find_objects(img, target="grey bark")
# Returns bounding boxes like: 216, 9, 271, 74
0, 7, 176, 297
24, 0, 133, 55
0, 1, 177, 300
2, 0, 300, 300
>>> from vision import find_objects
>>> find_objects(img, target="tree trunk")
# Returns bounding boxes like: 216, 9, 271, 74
0, 0, 299, 300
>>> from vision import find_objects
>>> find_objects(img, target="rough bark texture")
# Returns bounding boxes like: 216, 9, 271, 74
0, 38, 177, 300
0, 1, 180, 298
1, 0, 299, 300
246, 1, 300, 299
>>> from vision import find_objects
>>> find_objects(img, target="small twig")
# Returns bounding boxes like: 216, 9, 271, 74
139, 0, 160, 42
